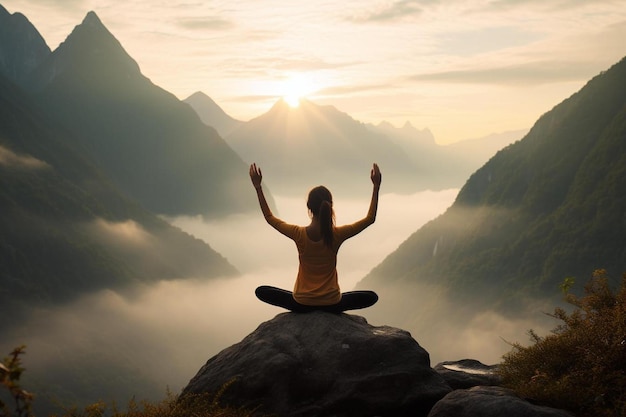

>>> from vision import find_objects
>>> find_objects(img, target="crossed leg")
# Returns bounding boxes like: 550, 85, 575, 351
255, 285, 378, 313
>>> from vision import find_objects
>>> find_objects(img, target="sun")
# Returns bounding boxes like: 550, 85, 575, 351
281, 73, 315, 108
284, 93, 302, 108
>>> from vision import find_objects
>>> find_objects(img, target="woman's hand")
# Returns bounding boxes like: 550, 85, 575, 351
250, 163, 263, 189
370, 163, 382, 188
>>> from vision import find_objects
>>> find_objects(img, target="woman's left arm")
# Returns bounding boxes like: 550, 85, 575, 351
337, 163, 382, 240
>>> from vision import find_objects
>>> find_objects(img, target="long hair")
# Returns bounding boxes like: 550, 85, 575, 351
307, 186, 335, 248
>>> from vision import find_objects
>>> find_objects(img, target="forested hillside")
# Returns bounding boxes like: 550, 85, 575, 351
361, 56, 626, 312
0, 73, 237, 328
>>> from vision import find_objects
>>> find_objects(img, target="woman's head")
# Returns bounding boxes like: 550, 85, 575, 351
307, 186, 335, 247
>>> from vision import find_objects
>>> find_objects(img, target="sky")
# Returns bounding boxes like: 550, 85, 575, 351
4, 0, 626, 143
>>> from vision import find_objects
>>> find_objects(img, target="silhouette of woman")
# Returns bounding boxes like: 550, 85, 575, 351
250, 162, 381, 313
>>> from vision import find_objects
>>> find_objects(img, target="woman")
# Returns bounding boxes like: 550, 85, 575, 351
250, 162, 381, 313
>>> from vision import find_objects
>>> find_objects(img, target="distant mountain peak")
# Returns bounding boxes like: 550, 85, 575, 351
82, 10, 104, 27
26, 9, 143, 91
184, 91, 243, 137
68, 10, 118, 44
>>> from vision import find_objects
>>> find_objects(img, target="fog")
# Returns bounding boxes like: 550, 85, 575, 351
0, 144, 50, 170
1, 188, 555, 412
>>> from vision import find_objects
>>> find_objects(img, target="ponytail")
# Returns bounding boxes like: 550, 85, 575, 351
307, 186, 335, 248
319, 200, 334, 248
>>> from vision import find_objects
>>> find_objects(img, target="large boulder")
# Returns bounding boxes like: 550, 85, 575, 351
427, 386, 574, 417
434, 359, 500, 389
181, 311, 452, 417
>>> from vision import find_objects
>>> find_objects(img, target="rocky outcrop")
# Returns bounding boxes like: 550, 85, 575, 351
182, 311, 452, 417
427, 386, 575, 417
434, 359, 500, 389
182, 312, 575, 417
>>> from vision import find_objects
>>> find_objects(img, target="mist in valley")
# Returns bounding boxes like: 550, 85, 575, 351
1, 188, 553, 411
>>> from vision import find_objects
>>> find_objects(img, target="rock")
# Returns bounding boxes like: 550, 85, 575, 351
434, 359, 500, 389
181, 311, 452, 417
427, 386, 575, 417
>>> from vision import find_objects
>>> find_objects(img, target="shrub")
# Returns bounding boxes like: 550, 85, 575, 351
1, 346, 34, 417
499, 269, 626, 417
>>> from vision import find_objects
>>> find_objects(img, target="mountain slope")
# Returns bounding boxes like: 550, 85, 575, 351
0, 73, 238, 328
25, 12, 260, 217
361, 56, 626, 311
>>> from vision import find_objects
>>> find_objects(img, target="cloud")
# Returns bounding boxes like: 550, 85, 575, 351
315, 81, 398, 97
90, 218, 152, 248
437, 26, 544, 57
410, 59, 602, 86
0, 145, 51, 170
483, 0, 615, 12
176, 16, 233, 31
349, 0, 429, 23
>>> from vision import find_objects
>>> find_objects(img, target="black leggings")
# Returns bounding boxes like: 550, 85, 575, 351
255, 285, 378, 313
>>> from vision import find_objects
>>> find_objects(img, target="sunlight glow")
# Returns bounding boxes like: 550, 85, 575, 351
281, 73, 316, 108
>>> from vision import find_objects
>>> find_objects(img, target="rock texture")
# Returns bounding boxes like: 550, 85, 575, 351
434, 359, 500, 389
182, 311, 452, 417
427, 386, 574, 417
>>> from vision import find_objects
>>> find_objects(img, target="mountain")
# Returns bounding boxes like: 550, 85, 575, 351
222, 95, 522, 197
367, 121, 525, 190
23, 12, 263, 217
0, 4, 50, 86
184, 91, 243, 137
225, 98, 420, 196
360, 56, 626, 313
0, 72, 238, 328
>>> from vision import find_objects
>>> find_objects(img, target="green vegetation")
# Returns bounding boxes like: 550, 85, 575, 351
1, 346, 34, 417
0, 74, 238, 330
1, 347, 261, 417
499, 270, 626, 417
363, 56, 626, 313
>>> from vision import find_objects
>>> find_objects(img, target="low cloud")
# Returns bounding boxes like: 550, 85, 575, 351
90, 218, 152, 248
0, 145, 51, 171
1, 189, 557, 411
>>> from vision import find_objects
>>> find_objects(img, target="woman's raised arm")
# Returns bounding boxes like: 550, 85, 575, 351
250, 163, 273, 219
366, 163, 382, 223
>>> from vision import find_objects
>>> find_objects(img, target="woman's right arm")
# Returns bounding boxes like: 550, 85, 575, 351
250, 163, 298, 239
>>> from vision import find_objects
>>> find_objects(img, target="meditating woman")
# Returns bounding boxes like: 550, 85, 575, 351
250, 162, 381, 313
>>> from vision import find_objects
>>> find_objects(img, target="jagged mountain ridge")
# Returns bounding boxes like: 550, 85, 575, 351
188, 91, 522, 195
360, 56, 626, 312
23, 11, 263, 217
0, 72, 238, 329
224, 98, 421, 196
0, 4, 50, 86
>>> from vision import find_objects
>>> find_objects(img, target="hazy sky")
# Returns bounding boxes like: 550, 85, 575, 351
4, 0, 625, 143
